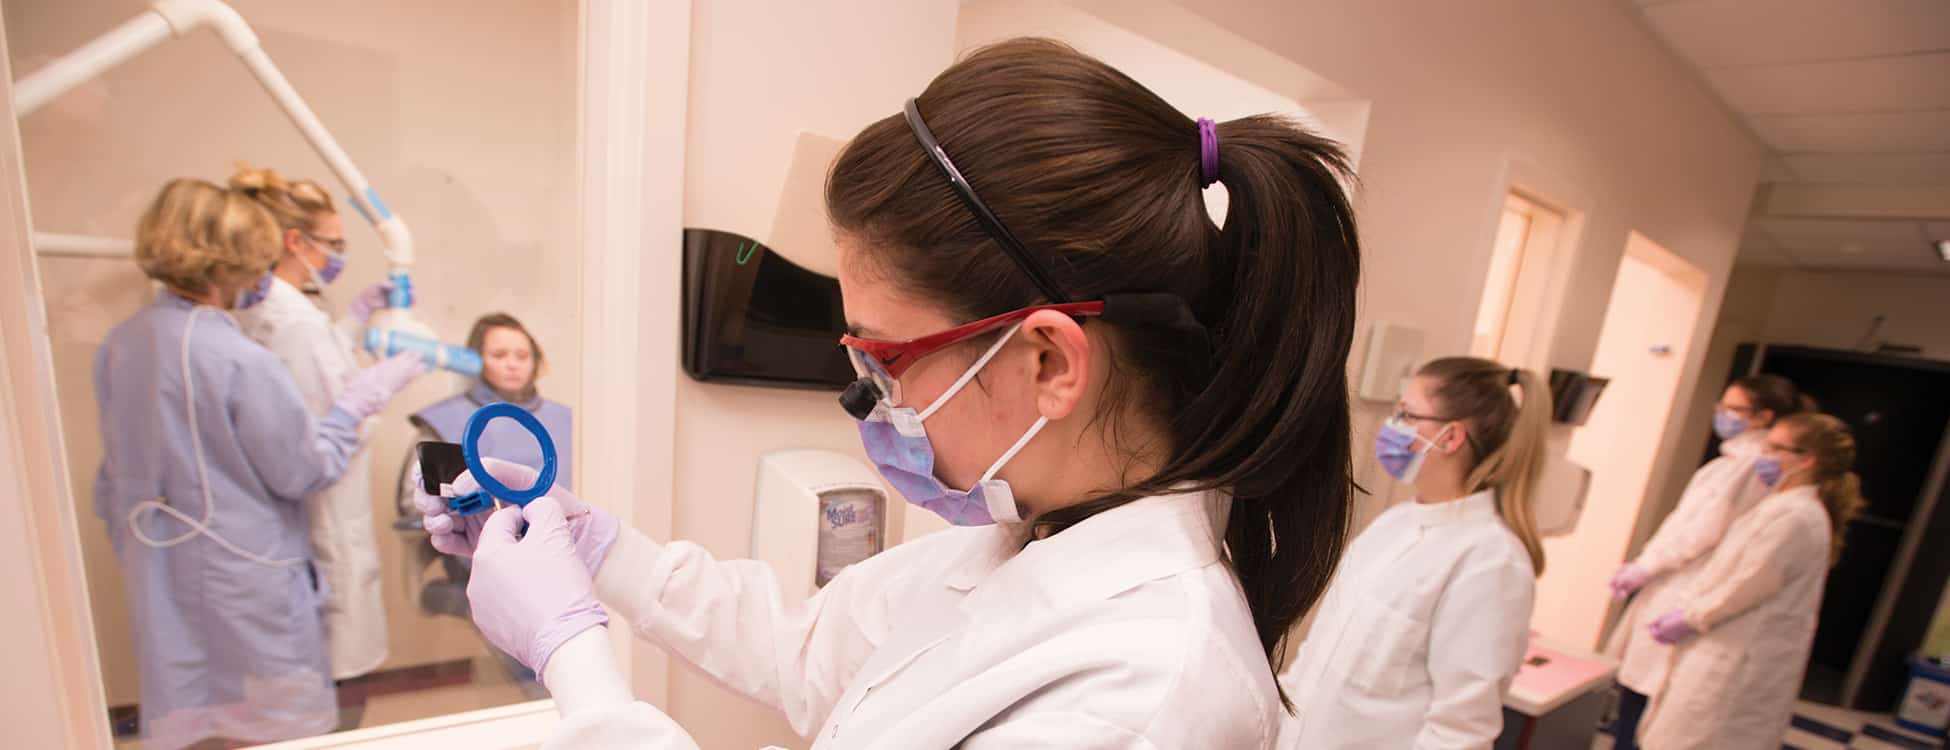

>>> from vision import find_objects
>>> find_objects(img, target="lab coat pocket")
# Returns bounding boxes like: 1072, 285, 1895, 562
1328, 596, 1430, 695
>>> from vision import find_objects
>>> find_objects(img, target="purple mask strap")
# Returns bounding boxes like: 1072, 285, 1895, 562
1197, 117, 1220, 187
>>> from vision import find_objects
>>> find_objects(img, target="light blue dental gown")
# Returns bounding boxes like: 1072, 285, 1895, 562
93, 291, 362, 750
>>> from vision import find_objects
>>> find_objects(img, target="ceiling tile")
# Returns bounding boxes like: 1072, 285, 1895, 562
1777, 153, 1950, 186
1641, 0, 1950, 68
1706, 52, 1950, 116
1748, 110, 1950, 153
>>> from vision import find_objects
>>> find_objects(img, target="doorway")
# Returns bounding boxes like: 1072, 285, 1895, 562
1533, 233, 1709, 647
1471, 192, 1568, 368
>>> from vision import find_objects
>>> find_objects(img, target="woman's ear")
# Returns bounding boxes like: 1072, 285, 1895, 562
1441, 421, 1469, 455
1020, 309, 1091, 420
1754, 408, 1777, 428
283, 227, 307, 257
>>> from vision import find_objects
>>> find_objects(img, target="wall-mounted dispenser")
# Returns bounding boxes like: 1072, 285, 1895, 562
682, 228, 855, 390
751, 449, 888, 600
1548, 368, 1610, 425
1357, 322, 1424, 403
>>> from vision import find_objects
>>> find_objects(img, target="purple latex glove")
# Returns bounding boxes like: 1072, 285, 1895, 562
335, 351, 425, 420
347, 280, 393, 325
416, 457, 619, 574
467, 498, 609, 681
1648, 608, 1698, 645
1610, 563, 1652, 600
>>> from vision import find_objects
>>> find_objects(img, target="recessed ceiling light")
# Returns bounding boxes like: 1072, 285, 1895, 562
1938, 240, 1950, 262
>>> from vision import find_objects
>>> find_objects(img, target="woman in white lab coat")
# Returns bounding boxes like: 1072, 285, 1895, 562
416, 38, 1366, 748
1277, 357, 1551, 750
231, 164, 397, 681
1602, 374, 1810, 749
1632, 413, 1864, 750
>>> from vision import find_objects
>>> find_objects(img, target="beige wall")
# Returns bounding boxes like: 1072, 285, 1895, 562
1758, 269, 1950, 359
6, 0, 580, 707
662, 0, 1765, 741
670, 1, 960, 746
1179, 0, 1765, 641
1543, 235, 1708, 645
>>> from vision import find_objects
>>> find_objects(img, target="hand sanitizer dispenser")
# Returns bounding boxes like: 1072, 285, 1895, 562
751, 449, 888, 600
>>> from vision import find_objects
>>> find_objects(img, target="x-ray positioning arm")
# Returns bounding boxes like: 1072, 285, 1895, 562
15, 0, 416, 293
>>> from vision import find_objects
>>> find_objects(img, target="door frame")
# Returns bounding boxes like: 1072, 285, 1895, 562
0, 0, 690, 744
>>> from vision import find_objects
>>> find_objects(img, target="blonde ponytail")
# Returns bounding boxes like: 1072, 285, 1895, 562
1420, 357, 1554, 575
229, 161, 336, 233
1780, 413, 1867, 566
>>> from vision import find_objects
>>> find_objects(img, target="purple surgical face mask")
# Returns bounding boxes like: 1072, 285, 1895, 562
855, 323, 1044, 526
1374, 416, 1452, 482
235, 271, 274, 309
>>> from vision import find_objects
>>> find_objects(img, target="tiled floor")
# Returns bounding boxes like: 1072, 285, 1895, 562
1592, 700, 1945, 750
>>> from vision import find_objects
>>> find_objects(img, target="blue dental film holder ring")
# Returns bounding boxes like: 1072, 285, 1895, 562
448, 402, 558, 516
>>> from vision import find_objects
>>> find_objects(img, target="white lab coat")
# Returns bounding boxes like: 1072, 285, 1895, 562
542, 489, 1280, 748
1636, 486, 1830, 750
1606, 430, 1769, 694
1277, 489, 1537, 750
237, 278, 389, 679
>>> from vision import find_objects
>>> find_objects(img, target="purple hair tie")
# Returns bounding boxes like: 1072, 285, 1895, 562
1197, 117, 1220, 187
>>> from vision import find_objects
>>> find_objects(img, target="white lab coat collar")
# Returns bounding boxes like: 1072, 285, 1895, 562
941, 489, 1229, 611
243, 275, 326, 322
1402, 488, 1500, 529
1720, 429, 1767, 458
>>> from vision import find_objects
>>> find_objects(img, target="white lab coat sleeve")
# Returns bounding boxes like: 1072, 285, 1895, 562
538, 628, 706, 750
960, 713, 1160, 750
1413, 561, 1536, 750
1681, 514, 1816, 633
592, 524, 921, 736
1633, 458, 1762, 576
335, 315, 367, 362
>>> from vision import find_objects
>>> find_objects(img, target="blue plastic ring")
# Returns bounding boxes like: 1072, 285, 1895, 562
461, 402, 558, 507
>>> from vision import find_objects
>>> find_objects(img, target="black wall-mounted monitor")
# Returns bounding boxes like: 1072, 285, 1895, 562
1548, 368, 1609, 426
681, 227, 853, 390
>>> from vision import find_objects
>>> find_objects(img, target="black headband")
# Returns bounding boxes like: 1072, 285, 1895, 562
903, 98, 1071, 304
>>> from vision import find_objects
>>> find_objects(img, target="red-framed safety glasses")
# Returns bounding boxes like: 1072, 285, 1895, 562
840, 301, 1105, 407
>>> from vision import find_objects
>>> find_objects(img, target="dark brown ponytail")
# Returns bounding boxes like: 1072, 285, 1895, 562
825, 38, 1360, 708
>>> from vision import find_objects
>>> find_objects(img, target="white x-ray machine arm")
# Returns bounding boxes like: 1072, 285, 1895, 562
15, 0, 429, 336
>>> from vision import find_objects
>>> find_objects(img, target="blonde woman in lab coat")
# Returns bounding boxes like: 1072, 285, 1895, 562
1279, 357, 1551, 750
1602, 374, 1810, 749
1632, 413, 1864, 750
231, 164, 398, 681
416, 38, 1367, 748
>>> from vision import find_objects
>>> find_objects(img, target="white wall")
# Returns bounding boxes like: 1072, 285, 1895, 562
5, 0, 580, 707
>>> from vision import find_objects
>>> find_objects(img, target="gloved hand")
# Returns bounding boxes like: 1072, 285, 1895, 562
334, 351, 425, 421
467, 498, 609, 681
416, 457, 619, 574
347, 280, 393, 326
1648, 608, 1698, 645
1610, 563, 1652, 600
